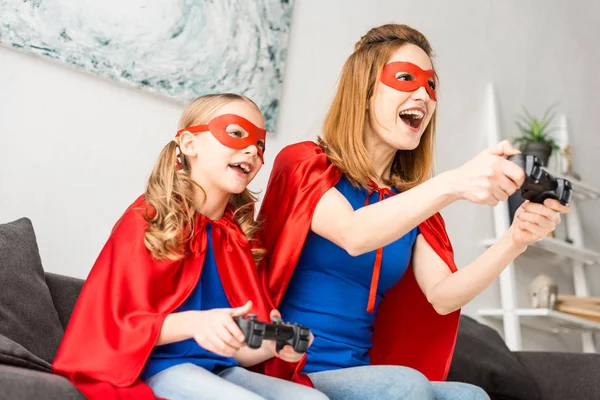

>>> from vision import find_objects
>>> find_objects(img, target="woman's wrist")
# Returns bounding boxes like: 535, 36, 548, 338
500, 228, 528, 256
434, 169, 463, 203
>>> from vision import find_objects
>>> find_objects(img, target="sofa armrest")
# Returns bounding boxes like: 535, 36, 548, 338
45, 273, 84, 330
0, 363, 85, 400
515, 351, 600, 400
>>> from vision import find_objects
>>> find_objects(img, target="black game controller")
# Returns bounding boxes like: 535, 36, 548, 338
507, 154, 572, 206
234, 314, 311, 353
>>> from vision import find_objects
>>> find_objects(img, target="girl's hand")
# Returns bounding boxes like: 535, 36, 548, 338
265, 309, 313, 363
508, 199, 570, 248
190, 301, 252, 358
449, 140, 525, 205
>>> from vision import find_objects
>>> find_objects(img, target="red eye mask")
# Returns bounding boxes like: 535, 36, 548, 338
380, 62, 437, 101
176, 114, 266, 161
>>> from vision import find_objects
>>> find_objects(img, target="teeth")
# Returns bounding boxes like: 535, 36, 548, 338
399, 109, 424, 119
232, 163, 250, 173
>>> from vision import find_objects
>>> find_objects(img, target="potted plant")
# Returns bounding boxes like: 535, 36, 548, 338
513, 105, 560, 166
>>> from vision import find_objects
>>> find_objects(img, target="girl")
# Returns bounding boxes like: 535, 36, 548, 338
53, 94, 328, 400
259, 24, 570, 400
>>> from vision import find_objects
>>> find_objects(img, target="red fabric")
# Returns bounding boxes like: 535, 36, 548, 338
177, 114, 267, 161
364, 183, 395, 313
258, 141, 460, 385
380, 61, 437, 101
52, 195, 272, 400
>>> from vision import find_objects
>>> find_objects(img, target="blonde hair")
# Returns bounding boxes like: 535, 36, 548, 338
319, 24, 437, 192
144, 94, 266, 265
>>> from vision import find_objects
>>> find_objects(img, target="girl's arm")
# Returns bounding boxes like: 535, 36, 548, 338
311, 141, 524, 256
156, 304, 304, 367
155, 302, 251, 353
413, 199, 569, 315
155, 311, 199, 346
232, 310, 308, 367
231, 342, 275, 367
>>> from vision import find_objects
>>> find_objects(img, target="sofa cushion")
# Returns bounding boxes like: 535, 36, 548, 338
448, 315, 542, 400
45, 272, 85, 330
515, 351, 600, 400
0, 363, 84, 400
0, 218, 64, 364
0, 333, 51, 372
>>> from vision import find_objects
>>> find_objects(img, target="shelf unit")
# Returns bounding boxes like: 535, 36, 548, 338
481, 237, 600, 266
479, 308, 600, 335
478, 83, 600, 353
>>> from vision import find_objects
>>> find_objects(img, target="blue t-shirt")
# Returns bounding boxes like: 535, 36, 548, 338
279, 175, 419, 373
141, 225, 238, 380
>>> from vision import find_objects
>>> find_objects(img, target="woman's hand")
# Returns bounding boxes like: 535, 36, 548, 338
448, 140, 525, 205
189, 301, 252, 358
264, 310, 312, 363
508, 199, 571, 248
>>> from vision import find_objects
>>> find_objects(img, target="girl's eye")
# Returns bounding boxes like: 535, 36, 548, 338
428, 79, 436, 90
395, 72, 415, 81
226, 124, 248, 139
257, 140, 266, 152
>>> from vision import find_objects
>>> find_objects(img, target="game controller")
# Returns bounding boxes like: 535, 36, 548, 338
507, 154, 572, 206
234, 314, 311, 353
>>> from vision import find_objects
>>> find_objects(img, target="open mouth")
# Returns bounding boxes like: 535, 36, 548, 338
228, 163, 252, 175
398, 109, 425, 130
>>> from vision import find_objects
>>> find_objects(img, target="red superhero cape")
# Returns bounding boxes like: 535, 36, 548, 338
259, 141, 460, 384
52, 195, 272, 400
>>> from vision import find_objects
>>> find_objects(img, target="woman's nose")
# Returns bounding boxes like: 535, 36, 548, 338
411, 85, 432, 101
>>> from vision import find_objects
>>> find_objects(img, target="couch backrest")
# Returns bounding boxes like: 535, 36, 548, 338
45, 273, 84, 330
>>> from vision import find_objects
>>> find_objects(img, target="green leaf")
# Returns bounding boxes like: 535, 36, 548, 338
541, 103, 558, 123
514, 103, 560, 147
522, 106, 534, 121
540, 111, 556, 133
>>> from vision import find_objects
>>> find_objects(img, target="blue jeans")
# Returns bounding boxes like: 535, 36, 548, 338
309, 365, 489, 400
145, 363, 329, 400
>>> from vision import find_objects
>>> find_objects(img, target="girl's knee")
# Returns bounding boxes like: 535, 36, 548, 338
465, 384, 490, 400
432, 381, 490, 400
373, 366, 435, 399
264, 384, 328, 400
294, 389, 330, 400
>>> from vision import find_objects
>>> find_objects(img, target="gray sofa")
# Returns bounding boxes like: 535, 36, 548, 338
0, 273, 85, 400
1, 218, 600, 400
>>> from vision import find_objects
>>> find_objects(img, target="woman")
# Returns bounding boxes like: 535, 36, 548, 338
258, 24, 569, 400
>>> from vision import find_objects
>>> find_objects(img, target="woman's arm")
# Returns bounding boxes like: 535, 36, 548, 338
311, 171, 457, 256
413, 199, 569, 315
311, 141, 524, 256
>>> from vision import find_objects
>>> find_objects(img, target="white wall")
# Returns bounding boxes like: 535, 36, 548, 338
0, 48, 184, 278
1, 0, 599, 352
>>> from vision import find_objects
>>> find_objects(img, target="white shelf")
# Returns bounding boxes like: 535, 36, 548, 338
482, 236, 600, 266
479, 308, 600, 334
551, 172, 600, 202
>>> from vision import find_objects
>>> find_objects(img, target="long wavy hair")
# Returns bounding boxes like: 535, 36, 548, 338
143, 94, 266, 265
319, 24, 437, 192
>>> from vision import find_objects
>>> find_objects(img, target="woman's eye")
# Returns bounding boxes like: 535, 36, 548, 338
428, 79, 436, 90
395, 72, 414, 81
